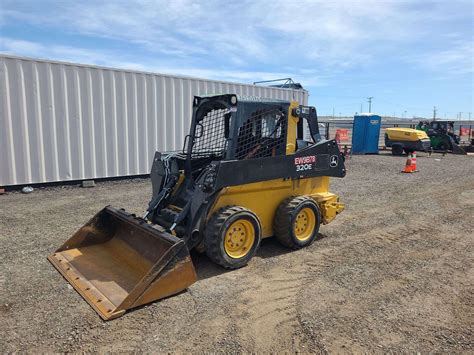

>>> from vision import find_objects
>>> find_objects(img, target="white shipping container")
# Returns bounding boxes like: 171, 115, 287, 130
0, 55, 308, 186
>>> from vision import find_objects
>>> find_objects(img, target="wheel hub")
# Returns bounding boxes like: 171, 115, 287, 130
224, 220, 255, 258
294, 207, 316, 241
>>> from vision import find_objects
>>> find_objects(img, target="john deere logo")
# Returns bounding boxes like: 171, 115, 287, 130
330, 155, 338, 167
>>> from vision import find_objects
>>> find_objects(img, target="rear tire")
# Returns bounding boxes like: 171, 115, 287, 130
392, 144, 404, 156
274, 196, 321, 249
204, 206, 261, 269
438, 142, 448, 151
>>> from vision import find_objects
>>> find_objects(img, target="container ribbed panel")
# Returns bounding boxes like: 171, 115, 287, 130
0, 55, 308, 186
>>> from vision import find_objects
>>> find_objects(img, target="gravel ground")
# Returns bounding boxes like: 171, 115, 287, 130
1, 152, 473, 353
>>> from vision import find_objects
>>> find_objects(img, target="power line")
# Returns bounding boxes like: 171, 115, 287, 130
316, 96, 472, 116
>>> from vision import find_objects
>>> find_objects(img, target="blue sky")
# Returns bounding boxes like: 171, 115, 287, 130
1, 0, 473, 118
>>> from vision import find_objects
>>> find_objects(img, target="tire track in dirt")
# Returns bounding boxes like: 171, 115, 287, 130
230, 217, 443, 351
237, 271, 302, 351
233, 239, 368, 351
293, 203, 473, 351
232, 200, 470, 352
230, 195, 473, 351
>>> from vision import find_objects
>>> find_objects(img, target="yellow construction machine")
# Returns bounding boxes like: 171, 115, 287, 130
48, 94, 346, 320
385, 127, 431, 155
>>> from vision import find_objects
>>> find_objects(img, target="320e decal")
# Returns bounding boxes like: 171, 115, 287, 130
295, 155, 316, 172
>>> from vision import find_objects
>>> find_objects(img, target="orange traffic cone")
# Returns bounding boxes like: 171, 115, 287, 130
402, 153, 413, 173
410, 151, 418, 172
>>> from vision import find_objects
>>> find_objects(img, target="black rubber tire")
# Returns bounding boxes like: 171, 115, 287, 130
392, 144, 404, 156
273, 196, 321, 249
204, 206, 261, 269
438, 142, 448, 151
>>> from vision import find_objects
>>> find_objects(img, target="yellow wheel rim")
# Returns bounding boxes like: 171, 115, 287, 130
294, 207, 316, 241
224, 219, 255, 259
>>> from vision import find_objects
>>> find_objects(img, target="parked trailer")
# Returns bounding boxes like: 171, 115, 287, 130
0, 55, 308, 186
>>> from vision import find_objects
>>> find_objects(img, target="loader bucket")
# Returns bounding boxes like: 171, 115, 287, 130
448, 136, 467, 155
47, 206, 197, 320
451, 143, 467, 155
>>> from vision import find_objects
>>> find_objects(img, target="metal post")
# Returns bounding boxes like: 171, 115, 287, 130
367, 97, 373, 113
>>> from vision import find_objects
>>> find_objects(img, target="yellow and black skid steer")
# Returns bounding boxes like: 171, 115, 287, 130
48, 94, 346, 320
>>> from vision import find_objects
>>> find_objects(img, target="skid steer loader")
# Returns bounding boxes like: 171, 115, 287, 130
48, 94, 346, 320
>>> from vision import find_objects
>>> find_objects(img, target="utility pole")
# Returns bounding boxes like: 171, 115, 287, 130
360, 103, 363, 113
403, 110, 407, 118
332, 108, 335, 118
469, 112, 471, 122
459, 112, 462, 121
367, 97, 373, 113
433, 106, 437, 120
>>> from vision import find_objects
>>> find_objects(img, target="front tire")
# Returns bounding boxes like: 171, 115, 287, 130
274, 196, 321, 249
204, 206, 261, 269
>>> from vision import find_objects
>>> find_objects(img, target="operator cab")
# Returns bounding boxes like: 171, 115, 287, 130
187, 94, 322, 166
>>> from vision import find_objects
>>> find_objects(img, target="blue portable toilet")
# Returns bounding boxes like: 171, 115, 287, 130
351, 114, 381, 154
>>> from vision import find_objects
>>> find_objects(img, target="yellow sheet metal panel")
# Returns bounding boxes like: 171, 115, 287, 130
312, 192, 345, 224
285, 101, 300, 154
385, 127, 429, 141
208, 176, 330, 238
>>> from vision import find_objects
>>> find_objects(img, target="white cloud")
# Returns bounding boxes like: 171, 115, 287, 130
1, 38, 44, 54
1, 38, 125, 67
0, 37, 326, 87
2, 0, 473, 82
402, 38, 474, 76
0, 1, 420, 66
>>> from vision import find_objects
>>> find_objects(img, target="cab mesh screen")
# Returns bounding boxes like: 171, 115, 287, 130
190, 106, 287, 160
191, 108, 230, 158
235, 108, 287, 160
